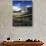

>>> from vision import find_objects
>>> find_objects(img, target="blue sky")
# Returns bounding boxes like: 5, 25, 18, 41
12, 1, 32, 7
13, 0, 32, 1
12, 1, 32, 11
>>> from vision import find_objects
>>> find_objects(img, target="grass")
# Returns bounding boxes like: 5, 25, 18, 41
13, 13, 32, 26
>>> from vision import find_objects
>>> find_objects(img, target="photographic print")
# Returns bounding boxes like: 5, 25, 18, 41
12, 0, 32, 26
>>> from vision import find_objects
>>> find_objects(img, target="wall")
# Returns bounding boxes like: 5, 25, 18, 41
0, 0, 46, 46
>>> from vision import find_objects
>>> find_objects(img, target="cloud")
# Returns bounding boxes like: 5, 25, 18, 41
25, 5, 32, 7
12, 6, 21, 11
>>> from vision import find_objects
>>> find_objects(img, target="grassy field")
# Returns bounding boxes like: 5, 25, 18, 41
13, 13, 32, 26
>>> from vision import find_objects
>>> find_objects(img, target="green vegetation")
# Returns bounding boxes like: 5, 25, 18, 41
13, 13, 32, 26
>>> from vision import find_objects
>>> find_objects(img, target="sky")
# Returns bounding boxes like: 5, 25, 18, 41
12, 1, 32, 11
13, 1, 32, 7
13, 0, 32, 1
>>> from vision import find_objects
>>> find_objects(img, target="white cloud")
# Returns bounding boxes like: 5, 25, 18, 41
26, 5, 32, 7
12, 6, 21, 11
